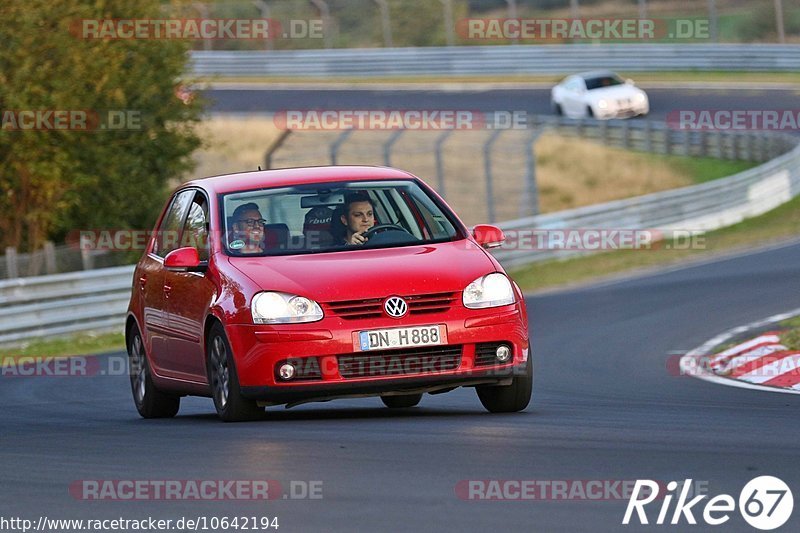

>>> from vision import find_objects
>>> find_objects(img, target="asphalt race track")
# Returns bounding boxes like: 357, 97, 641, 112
205, 86, 800, 125
3, 240, 800, 532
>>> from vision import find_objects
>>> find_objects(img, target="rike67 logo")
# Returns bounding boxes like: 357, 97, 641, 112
623, 476, 793, 530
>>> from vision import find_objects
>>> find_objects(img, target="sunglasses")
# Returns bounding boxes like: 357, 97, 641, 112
237, 218, 266, 228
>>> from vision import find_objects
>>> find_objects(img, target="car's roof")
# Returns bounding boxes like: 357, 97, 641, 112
182, 165, 418, 195
573, 70, 619, 80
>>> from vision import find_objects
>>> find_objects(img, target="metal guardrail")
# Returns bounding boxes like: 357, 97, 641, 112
0, 266, 134, 345
2, 116, 799, 345
190, 44, 800, 77
493, 139, 800, 267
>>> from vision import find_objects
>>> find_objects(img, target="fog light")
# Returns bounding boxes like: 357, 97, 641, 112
496, 345, 511, 363
278, 363, 296, 380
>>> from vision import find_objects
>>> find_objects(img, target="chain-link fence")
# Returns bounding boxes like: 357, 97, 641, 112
1, 243, 134, 280
175, 0, 798, 51
267, 115, 796, 225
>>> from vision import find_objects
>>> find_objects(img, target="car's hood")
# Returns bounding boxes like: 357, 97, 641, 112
226, 240, 497, 302
587, 85, 643, 101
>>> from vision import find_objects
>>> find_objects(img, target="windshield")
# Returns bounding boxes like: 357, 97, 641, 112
584, 75, 625, 91
220, 179, 461, 256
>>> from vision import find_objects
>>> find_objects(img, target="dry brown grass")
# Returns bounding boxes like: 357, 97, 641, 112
190, 114, 286, 178
192, 115, 696, 225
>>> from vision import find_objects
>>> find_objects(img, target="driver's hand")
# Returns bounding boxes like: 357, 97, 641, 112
347, 231, 368, 245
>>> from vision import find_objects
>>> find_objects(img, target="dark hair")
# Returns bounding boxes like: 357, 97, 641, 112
330, 192, 373, 243
231, 202, 261, 221
343, 192, 373, 212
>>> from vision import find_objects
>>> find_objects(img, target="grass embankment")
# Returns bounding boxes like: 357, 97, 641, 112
509, 193, 800, 292
780, 316, 800, 351
0, 332, 125, 360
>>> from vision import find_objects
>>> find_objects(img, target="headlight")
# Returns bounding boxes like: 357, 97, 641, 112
597, 99, 608, 109
635, 92, 647, 103
251, 292, 323, 324
463, 273, 516, 309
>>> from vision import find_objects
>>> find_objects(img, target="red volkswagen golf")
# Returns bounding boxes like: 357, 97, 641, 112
126, 166, 531, 421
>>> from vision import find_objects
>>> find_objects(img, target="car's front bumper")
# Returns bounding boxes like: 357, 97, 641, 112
595, 102, 649, 119
225, 303, 529, 403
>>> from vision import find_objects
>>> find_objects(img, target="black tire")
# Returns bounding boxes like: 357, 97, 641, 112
207, 322, 264, 422
128, 324, 180, 419
476, 361, 533, 413
552, 102, 563, 116
381, 394, 423, 409
586, 106, 594, 118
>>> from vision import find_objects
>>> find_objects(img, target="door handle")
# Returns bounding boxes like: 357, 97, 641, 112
163, 284, 172, 298
138, 276, 147, 291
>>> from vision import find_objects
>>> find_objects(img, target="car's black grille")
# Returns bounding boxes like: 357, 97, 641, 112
337, 345, 462, 379
275, 357, 322, 381
325, 292, 459, 320
474, 342, 513, 366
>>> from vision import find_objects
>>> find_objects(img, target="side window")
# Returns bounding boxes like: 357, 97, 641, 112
180, 194, 209, 261
153, 190, 194, 258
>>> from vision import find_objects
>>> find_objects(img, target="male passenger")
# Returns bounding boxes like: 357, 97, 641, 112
229, 202, 265, 254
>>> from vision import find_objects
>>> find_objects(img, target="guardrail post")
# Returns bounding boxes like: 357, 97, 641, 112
664, 125, 672, 155
621, 120, 630, 149
742, 133, 753, 161
81, 247, 94, 271
383, 129, 404, 166
715, 131, 724, 159
4, 247, 18, 279
522, 129, 542, 217
599, 120, 609, 145
644, 120, 653, 152
264, 129, 292, 169
27, 248, 42, 277
434, 130, 453, 198
330, 129, 354, 165
483, 130, 503, 223
44, 241, 57, 274
658, 124, 670, 154
683, 130, 691, 156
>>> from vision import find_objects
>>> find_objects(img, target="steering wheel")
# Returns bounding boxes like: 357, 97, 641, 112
362, 224, 410, 240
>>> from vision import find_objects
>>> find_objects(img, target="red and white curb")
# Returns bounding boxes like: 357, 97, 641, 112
680, 307, 800, 394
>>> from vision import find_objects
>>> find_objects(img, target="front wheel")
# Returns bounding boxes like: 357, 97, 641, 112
128, 325, 180, 418
552, 102, 563, 116
207, 323, 264, 422
381, 394, 423, 408
476, 361, 532, 413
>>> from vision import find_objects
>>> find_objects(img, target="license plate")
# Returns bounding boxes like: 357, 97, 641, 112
356, 325, 447, 351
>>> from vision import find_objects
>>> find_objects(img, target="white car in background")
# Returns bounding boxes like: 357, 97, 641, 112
551, 71, 649, 120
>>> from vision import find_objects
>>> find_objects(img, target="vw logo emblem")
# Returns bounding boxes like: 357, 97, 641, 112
384, 296, 408, 318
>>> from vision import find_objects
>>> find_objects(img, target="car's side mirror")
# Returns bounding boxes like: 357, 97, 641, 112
472, 224, 506, 249
164, 247, 207, 273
